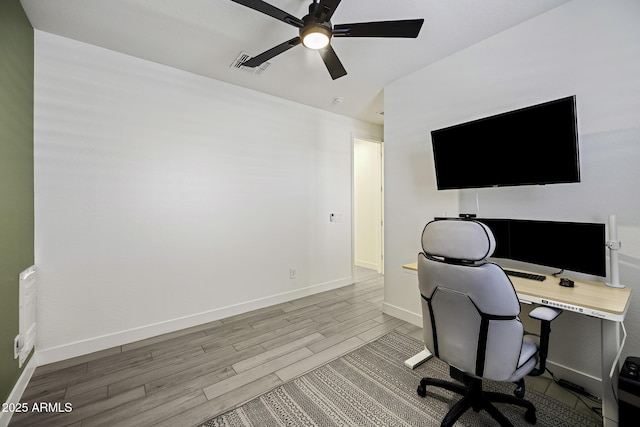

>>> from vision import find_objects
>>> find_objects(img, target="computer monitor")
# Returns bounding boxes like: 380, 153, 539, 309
474, 218, 606, 277
437, 217, 606, 277
474, 218, 511, 259
509, 219, 606, 277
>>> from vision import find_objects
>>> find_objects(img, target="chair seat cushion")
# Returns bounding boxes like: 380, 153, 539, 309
507, 335, 539, 382
519, 335, 538, 368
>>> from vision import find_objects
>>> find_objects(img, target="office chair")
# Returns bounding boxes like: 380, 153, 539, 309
416, 219, 561, 427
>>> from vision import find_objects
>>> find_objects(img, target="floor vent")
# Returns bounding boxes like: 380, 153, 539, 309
230, 51, 271, 75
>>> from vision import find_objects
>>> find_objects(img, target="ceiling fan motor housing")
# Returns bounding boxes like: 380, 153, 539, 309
300, 2, 332, 49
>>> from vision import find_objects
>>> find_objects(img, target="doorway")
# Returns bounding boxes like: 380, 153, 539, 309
353, 138, 384, 277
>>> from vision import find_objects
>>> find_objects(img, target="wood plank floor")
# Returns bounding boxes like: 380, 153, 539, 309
10, 268, 421, 427
9, 268, 601, 426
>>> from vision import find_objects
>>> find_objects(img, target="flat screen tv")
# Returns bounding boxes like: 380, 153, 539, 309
431, 96, 580, 190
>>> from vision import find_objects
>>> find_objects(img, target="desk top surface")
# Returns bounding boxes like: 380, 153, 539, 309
402, 262, 632, 318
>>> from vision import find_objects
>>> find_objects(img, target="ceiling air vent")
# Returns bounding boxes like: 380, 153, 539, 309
230, 51, 271, 75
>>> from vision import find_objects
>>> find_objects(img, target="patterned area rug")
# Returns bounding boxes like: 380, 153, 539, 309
203, 332, 601, 427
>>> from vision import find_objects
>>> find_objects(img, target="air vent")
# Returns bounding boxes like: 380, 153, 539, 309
230, 51, 271, 75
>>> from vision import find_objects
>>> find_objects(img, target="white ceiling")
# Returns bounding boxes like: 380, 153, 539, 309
20, 0, 571, 125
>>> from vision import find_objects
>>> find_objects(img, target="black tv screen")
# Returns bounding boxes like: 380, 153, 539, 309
431, 96, 580, 190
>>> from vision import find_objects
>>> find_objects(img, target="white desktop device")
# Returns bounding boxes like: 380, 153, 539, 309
607, 214, 624, 288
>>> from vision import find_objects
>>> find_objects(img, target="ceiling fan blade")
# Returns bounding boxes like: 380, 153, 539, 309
230, 0, 304, 28
315, 0, 342, 22
333, 19, 424, 38
242, 37, 302, 68
318, 45, 347, 80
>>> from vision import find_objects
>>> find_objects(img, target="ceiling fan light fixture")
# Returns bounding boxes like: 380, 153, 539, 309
232, 0, 425, 80
301, 25, 331, 50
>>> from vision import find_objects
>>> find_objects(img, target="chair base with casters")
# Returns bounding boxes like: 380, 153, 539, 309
416, 305, 561, 427
417, 368, 536, 427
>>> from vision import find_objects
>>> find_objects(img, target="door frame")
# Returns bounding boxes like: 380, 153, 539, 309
351, 136, 384, 281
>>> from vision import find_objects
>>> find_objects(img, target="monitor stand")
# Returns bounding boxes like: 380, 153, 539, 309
606, 214, 624, 288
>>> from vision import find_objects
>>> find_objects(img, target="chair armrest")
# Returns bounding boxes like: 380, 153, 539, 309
527, 306, 561, 377
529, 306, 562, 322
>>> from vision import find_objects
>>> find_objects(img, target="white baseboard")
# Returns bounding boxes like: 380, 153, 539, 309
382, 302, 422, 327
37, 276, 354, 366
0, 355, 37, 427
355, 260, 380, 271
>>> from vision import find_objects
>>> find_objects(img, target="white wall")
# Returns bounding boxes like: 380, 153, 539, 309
33, 31, 382, 363
384, 0, 640, 392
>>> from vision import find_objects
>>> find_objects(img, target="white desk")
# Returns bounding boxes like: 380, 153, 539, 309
402, 262, 632, 427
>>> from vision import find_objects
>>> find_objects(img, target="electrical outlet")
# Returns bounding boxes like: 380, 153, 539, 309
289, 268, 296, 279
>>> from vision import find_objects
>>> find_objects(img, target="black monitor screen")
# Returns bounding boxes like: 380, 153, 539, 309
509, 220, 606, 277
475, 218, 511, 259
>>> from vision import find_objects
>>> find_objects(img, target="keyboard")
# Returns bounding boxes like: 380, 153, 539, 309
504, 269, 546, 282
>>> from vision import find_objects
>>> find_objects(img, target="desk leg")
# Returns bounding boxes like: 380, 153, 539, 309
602, 319, 621, 427
405, 348, 432, 369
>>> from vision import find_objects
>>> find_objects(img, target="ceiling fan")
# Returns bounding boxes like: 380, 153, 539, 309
230, 0, 424, 80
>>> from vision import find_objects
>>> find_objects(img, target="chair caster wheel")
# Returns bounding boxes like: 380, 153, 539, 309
514, 379, 525, 399
524, 408, 536, 424
417, 385, 426, 397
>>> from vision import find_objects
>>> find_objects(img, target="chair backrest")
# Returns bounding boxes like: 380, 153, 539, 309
418, 219, 523, 381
